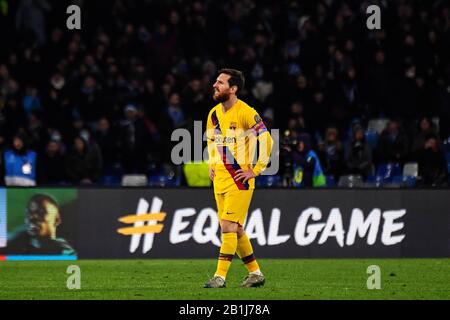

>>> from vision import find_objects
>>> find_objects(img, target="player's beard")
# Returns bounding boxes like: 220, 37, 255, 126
213, 90, 230, 103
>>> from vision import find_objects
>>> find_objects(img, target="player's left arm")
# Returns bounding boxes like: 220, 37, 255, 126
234, 110, 273, 183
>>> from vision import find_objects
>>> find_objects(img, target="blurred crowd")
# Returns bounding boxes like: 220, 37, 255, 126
0, 0, 450, 187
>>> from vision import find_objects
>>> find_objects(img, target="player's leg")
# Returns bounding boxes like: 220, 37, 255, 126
211, 188, 243, 283
231, 190, 265, 287
236, 225, 261, 274
206, 189, 251, 287
204, 192, 236, 288
232, 189, 258, 271
215, 219, 239, 277
237, 225, 265, 287
204, 219, 238, 288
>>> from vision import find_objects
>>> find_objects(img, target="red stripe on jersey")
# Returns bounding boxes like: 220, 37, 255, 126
252, 121, 268, 136
218, 146, 249, 190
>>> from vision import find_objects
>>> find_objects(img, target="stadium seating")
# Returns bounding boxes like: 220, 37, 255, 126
367, 119, 389, 134
432, 117, 440, 133
148, 174, 181, 187
326, 175, 337, 187
146, 158, 161, 176
121, 174, 148, 187
98, 174, 121, 186
365, 175, 383, 188
337, 175, 364, 188
392, 175, 417, 188
364, 130, 379, 150
382, 181, 402, 188
255, 175, 282, 187
403, 162, 418, 178
376, 163, 402, 183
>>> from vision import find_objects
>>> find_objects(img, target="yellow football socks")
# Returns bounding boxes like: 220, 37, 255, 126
236, 233, 260, 273
215, 232, 238, 279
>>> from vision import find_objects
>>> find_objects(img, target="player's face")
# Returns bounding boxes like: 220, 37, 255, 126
38, 201, 61, 239
212, 74, 234, 102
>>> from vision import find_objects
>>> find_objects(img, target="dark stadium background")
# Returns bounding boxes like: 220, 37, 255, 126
1, 0, 450, 188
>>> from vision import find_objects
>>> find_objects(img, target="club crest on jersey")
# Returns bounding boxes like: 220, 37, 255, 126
230, 122, 237, 130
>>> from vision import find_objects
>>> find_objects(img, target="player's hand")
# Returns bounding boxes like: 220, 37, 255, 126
234, 168, 256, 183
209, 166, 215, 181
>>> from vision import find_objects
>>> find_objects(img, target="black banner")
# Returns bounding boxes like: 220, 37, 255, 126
76, 189, 450, 258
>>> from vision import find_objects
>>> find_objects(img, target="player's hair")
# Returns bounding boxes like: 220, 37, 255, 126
218, 68, 245, 95
26, 194, 59, 219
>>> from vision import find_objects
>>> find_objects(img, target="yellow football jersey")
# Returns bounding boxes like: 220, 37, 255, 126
206, 99, 272, 193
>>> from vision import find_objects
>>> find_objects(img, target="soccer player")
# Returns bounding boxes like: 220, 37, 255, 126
1, 194, 76, 255
204, 69, 273, 288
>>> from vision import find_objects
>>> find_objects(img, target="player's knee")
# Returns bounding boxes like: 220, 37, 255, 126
221, 219, 238, 233
236, 225, 245, 238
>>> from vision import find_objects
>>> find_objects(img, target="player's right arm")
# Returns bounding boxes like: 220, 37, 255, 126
206, 109, 217, 181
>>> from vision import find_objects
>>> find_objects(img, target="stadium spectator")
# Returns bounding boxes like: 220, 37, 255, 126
411, 117, 439, 158
22, 85, 42, 118
182, 78, 208, 121
42, 72, 72, 132
15, 0, 51, 46
285, 101, 307, 135
119, 104, 151, 174
76, 76, 106, 125
166, 92, 186, 128
279, 129, 297, 186
1, 0, 450, 187
292, 133, 326, 188
2, 96, 27, 143
365, 50, 390, 118
94, 117, 121, 173
66, 136, 102, 184
27, 111, 48, 153
318, 127, 345, 180
307, 90, 330, 134
345, 124, 374, 179
416, 134, 448, 187
41, 135, 67, 185
2, 131, 38, 186
376, 120, 409, 165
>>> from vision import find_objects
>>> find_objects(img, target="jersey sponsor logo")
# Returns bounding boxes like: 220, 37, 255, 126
214, 136, 236, 144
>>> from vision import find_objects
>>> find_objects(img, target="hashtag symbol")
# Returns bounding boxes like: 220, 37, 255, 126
116, 197, 165, 254
117, 212, 166, 235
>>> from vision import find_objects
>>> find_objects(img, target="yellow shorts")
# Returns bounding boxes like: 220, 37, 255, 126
214, 189, 254, 226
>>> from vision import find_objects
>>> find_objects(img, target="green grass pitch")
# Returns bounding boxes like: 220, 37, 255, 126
0, 259, 449, 299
